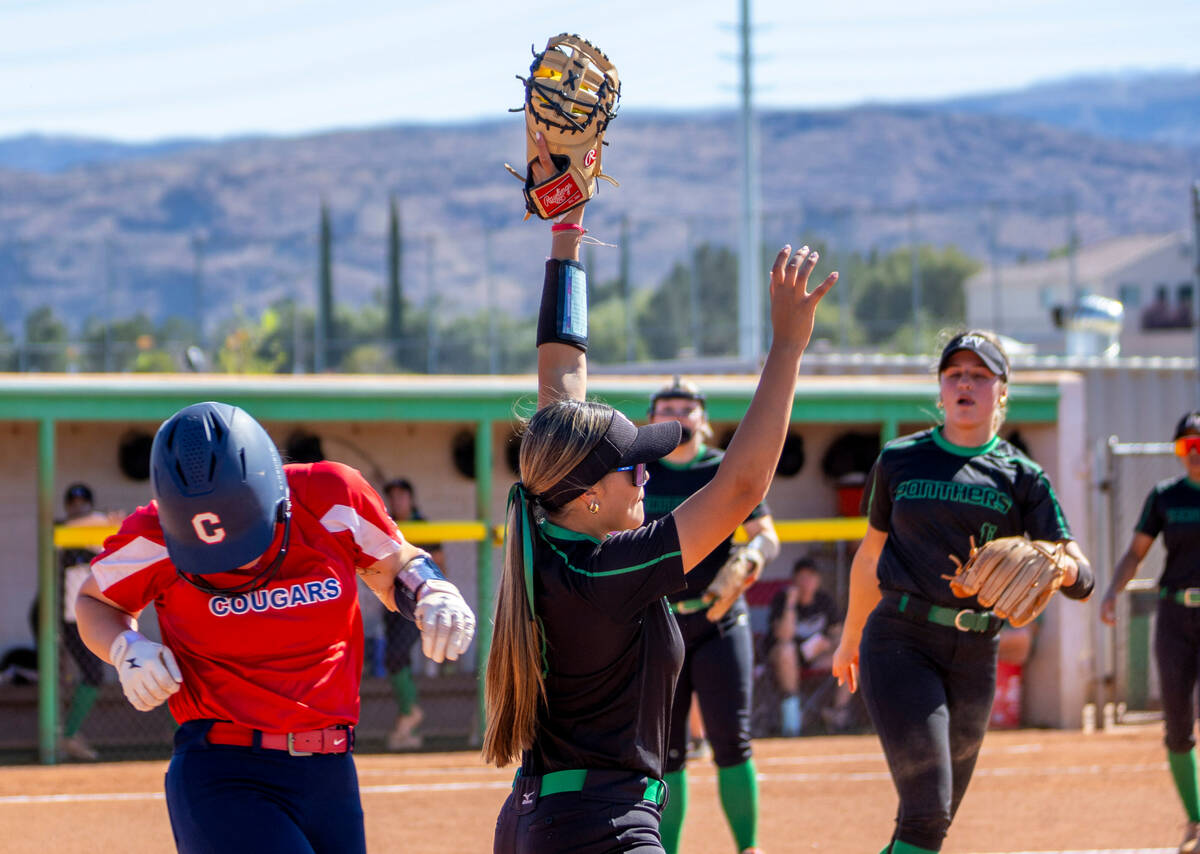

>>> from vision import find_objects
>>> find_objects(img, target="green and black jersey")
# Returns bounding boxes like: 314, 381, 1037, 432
867, 427, 1072, 610
1135, 475, 1200, 590
643, 445, 770, 602
524, 514, 686, 779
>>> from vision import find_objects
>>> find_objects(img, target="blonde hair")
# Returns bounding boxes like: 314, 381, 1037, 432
482, 399, 615, 767
935, 328, 1009, 433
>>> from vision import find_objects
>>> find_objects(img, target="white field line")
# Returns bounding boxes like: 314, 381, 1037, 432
0, 760, 1165, 805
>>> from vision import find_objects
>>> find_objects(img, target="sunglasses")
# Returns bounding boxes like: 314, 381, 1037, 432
1176, 436, 1200, 457
614, 463, 650, 488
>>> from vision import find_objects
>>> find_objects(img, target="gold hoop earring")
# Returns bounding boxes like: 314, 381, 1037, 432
588, 502, 599, 514
936, 400, 944, 410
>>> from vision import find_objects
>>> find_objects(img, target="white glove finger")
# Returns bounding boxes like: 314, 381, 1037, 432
126, 679, 158, 711
450, 611, 476, 659
418, 606, 446, 663
159, 647, 183, 684
147, 667, 181, 702
442, 612, 469, 662
429, 607, 453, 663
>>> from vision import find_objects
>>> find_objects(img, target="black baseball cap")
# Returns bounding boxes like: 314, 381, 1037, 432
539, 410, 681, 510
1175, 412, 1200, 439
63, 483, 94, 505
938, 333, 1009, 381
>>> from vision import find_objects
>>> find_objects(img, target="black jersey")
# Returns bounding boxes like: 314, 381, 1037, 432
867, 427, 1072, 609
643, 446, 769, 601
524, 514, 687, 779
1135, 475, 1200, 589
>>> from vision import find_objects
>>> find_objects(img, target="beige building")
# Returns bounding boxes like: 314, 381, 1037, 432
964, 231, 1197, 357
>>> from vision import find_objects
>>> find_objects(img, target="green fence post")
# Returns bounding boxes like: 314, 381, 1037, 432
474, 419, 494, 746
37, 418, 58, 764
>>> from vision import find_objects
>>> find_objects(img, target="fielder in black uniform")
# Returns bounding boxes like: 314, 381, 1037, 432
483, 135, 836, 854
643, 378, 779, 854
831, 330, 1094, 854
1102, 411, 1200, 854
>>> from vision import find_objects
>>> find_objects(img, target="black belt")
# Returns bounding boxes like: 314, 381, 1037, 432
885, 591, 1003, 634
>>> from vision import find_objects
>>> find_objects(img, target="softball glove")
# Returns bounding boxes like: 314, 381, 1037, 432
504, 33, 620, 219
946, 536, 1068, 627
702, 545, 765, 622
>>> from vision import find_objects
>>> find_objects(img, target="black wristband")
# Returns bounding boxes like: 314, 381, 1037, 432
1061, 559, 1095, 600
536, 259, 588, 352
392, 554, 446, 621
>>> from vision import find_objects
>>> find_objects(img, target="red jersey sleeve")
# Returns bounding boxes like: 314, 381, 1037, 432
294, 461, 404, 569
90, 503, 179, 613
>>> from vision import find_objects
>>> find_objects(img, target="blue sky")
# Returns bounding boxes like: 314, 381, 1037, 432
6, 0, 1199, 141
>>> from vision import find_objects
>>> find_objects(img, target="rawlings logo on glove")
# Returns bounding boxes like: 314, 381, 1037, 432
945, 536, 1068, 627
504, 33, 620, 219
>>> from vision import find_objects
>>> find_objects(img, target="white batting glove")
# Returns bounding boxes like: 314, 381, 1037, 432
109, 630, 183, 712
415, 580, 476, 663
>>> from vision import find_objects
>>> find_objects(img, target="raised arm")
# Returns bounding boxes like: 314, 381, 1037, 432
672, 246, 836, 570
532, 132, 589, 408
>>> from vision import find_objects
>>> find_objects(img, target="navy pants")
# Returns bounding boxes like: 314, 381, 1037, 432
165, 721, 366, 854
664, 603, 754, 772
1156, 598, 1200, 753
494, 772, 666, 854
858, 599, 998, 852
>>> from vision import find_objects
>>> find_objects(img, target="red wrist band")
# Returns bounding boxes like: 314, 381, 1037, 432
551, 222, 586, 234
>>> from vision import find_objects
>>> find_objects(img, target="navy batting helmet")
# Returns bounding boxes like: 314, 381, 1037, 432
151, 402, 289, 589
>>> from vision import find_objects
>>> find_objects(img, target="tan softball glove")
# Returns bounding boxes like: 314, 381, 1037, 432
504, 33, 620, 219
702, 546, 765, 622
945, 536, 1068, 627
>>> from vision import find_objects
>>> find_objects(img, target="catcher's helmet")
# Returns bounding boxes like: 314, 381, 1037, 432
151, 402, 289, 583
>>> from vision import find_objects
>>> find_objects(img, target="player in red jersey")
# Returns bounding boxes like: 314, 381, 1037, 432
74, 401, 475, 854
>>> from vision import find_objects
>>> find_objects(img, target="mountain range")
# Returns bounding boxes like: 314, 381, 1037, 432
1, 71, 1197, 338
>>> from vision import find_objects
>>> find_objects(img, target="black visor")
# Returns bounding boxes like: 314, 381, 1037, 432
938, 333, 1008, 381
539, 410, 681, 510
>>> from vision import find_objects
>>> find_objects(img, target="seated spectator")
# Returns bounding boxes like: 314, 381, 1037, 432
765, 557, 853, 735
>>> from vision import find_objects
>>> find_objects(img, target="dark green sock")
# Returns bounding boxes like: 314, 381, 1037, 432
660, 770, 687, 854
891, 840, 938, 854
717, 759, 758, 851
1169, 749, 1200, 822
64, 683, 98, 738
389, 669, 417, 716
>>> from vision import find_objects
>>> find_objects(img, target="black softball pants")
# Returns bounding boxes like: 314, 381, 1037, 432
664, 603, 754, 773
1155, 598, 1200, 753
858, 598, 998, 852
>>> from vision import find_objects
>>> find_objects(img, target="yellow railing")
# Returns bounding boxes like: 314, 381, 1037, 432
54, 517, 869, 550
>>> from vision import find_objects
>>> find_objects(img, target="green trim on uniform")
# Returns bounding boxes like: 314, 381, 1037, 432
538, 523, 682, 578
1169, 749, 1200, 821
930, 426, 999, 457
660, 769, 687, 854
539, 520, 602, 544
657, 444, 709, 471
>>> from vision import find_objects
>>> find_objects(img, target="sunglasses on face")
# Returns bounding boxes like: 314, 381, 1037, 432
614, 463, 650, 488
1176, 436, 1200, 457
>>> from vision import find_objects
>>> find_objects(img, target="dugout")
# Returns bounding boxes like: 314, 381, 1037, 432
0, 371, 1083, 764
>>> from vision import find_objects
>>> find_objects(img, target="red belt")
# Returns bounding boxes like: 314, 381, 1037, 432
206, 722, 354, 755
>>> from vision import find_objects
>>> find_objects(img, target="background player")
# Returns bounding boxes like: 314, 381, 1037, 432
484, 133, 836, 854
831, 330, 1094, 854
74, 401, 474, 854
643, 377, 780, 854
380, 477, 444, 750
1101, 410, 1200, 853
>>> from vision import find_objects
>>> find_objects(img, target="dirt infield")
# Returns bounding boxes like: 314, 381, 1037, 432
0, 725, 1180, 853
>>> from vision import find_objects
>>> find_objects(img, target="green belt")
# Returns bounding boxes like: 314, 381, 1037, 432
516, 769, 665, 805
897, 593, 997, 633
1161, 587, 1200, 607
670, 597, 709, 615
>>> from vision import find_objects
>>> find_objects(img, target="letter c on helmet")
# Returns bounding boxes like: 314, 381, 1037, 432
191, 512, 226, 544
